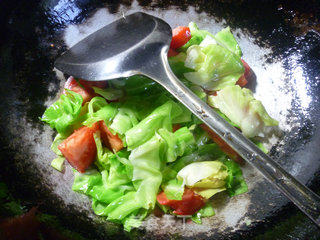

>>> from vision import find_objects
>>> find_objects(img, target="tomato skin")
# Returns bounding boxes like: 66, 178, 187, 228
170, 26, 191, 50
236, 75, 248, 87
236, 59, 251, 87
157, 188, 205, 215
100, 121, 123, 152
0, 208, 40, 240
241, 59, 251, 80
168, 48, 179, 57
64, 76, 96, 105
58, 125, 97, 173
200, 124, 244, 165
90, 121, 101, 132
172, 124, 181, 133
79, 79, 108, 89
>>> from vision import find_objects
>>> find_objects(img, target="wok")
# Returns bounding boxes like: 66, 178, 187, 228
0, 0, 320, 239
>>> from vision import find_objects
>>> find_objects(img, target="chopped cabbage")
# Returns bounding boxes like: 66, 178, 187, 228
184, 44, 244, 90
208, 85, 278, 137
177, 161, 228, 198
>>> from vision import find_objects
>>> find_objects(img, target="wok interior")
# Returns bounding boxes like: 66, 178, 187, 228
0, 0, 319, 239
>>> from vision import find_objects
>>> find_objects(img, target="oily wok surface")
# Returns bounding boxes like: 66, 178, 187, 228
0, 0, 320, 239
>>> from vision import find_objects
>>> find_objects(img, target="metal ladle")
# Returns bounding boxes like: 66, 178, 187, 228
55, 12, 320, 227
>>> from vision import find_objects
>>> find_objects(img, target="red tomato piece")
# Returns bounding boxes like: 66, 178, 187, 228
157, 188, 205, 215
204, 89, 217, 96
168, 48, 179, 57
172, 123, 181, 133
64, 76, 96, 105
241, 59, 251, 80
170, 26, 191, 50
90, 121, 101, 132
0, 208, 40, 240
200, 123, 244, 165
100, 121, 123, 152
58, 125, 97, 173
236, 75, 248, 87
236, 59, 251, 87
79, 79, 108, 89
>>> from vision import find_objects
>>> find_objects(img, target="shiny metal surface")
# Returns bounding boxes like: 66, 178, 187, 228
55, 12, 170, 81
54, 12, 320, 227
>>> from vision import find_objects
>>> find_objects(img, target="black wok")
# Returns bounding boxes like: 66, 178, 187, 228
0, 0, 320, 239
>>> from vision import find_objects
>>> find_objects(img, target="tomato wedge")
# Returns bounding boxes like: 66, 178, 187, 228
157, 188, 205, 215
200, 124, 244, 165
241, 59, 251, 80
168, 48, 179, 57
236, 75, 248, 87
172, 123, 181, 133
79, 79, 108, 89
64, 76, 96, 105
0, 208, 39, 240
236, 59, 251, 87
100, 121, 124, 152
58, 124, 98, 173
170, 26, 191, 50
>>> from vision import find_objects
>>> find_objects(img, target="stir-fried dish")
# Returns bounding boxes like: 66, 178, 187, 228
41, 22, 278, 231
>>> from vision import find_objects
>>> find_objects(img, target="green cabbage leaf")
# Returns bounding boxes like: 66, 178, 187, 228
40, 90, 83, 136
208, 85, 278, 137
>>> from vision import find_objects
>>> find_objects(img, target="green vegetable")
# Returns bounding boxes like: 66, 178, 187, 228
173, 23, 244, 90
122, 209, 148, 231
161, 153, 199, 182
199, 35, 217, 48
173, 127, 196, 155
93, 134, 166, 222
50, 133, 65, 156
110, 108, 139, 135
128, 134, 164, 209
177, 161, 227, 187
122, 75, 161, 96
177, 161, 228, 198
178, 22, 214, 52
208, 85, 278, 137
51, 157, 65, 172
197, 144, 226, 159
93, 132, 112, 170
92, 87, 123, 101
93, 191, 141, 219
252, 138, 268, 153
125, 101, 173, 150
40, 90, 83, 136
73, 167, 133, 206
168, 52, 193, 79
82, 97, 118, 126
191, 202, 215, 224
215, 27, 242, 57
214, 108, 240, 128
161, 141, 227, 183
223, 159, 248, 197
179, 23, 242, 57
190, 85, 207, 101
40, 21, 272, 232
162, 178, 184, 200
184, 44, 244, 90
158, 127, 195, 163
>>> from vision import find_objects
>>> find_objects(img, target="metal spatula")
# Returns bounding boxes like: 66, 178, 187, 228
55, 12, 320, 227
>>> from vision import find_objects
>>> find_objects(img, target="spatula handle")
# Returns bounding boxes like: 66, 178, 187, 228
144, 47, 320, 227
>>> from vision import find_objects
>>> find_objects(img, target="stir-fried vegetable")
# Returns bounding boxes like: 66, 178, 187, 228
41, 22, 277, 231
208, 85, 278, 137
